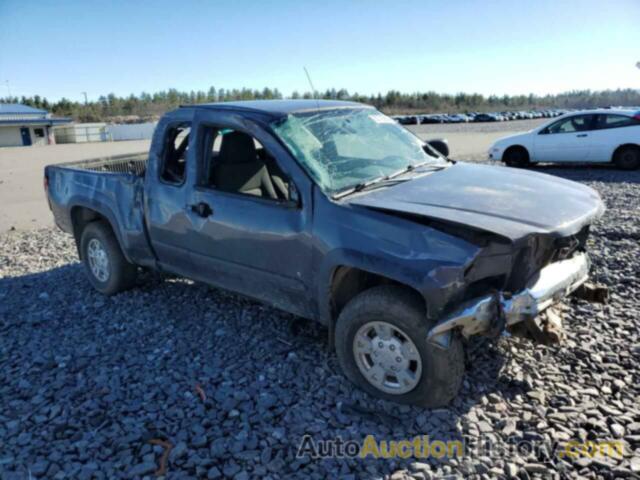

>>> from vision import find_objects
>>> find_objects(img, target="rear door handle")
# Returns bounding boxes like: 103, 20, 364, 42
576, 134, 588, 137
188, 202, 213, 218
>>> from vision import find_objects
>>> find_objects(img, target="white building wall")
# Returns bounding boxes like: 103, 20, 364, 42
0, 127, 23, 147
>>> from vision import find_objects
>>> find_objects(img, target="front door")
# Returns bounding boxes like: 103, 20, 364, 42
533, 114, 595, 162
184, 120, 314, 318
20, 127, 31, 146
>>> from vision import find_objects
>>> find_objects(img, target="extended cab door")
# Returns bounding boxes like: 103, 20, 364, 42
182, 110, 315, 318
144, 110, 200, 275
533, 114, 596, 162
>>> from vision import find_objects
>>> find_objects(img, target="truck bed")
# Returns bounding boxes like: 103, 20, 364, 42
45, 151, 155, 267
54, 152, 148, 176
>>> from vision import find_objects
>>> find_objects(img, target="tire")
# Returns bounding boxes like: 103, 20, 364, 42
335, 285, 464, 407
503, 146, 530, 168
80, 221, 137, 295
613, 146, 640, 170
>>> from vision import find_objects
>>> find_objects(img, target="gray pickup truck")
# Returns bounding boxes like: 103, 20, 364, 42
45, 100, 604, 406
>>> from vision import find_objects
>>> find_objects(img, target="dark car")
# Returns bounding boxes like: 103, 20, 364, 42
474, 113, 499, 122
397, 115, 419, 125
45, 100, 604, 406
418, 114, 440, 124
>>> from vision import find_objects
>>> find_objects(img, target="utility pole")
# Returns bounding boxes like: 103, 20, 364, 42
82, 91, 88, 105
5, 80, 11, 98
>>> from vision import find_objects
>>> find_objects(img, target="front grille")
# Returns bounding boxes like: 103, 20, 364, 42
507, 226, 591, 291
552, 225, 589, 261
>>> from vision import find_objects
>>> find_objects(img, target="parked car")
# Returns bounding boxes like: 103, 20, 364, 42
45, 100, 604, 406
397, 115, 418, 125
429, 114, 448, 123
489, 109, 640, 169
418, 114, 440, 124
474, 113, 500, 122
447, 114, 469, 123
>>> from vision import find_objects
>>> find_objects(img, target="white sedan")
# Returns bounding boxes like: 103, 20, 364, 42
489, 109, 640, 169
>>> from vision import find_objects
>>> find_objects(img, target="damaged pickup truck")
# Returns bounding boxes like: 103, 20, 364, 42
45, 100, 605, 406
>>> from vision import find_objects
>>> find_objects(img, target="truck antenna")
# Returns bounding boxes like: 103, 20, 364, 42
303, 67, 320, 109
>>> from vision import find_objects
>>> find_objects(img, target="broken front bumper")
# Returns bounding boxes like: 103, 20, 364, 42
427, 252, 590, 347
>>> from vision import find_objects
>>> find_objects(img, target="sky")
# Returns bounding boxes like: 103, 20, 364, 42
0, 0, 639, 102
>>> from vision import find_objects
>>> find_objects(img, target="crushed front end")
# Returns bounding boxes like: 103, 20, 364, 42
427, 226, 607, 348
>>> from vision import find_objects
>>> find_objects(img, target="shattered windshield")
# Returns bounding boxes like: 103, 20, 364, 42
271, 108, 445, 194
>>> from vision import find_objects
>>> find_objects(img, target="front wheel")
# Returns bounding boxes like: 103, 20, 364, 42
335, 286, 464, 407
503, 146, 530, 168
80, 221, 137, 295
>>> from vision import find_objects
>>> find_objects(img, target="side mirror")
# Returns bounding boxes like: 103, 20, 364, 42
425, 139, 449, 157
538, 127, 549, 135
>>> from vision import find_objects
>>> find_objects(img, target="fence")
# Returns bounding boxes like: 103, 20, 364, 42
54, 122, 157, 143
106, 122, 157, 141
55, 124, 108, 143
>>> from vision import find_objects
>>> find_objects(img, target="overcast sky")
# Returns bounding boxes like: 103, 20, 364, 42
1, 0, 638, 102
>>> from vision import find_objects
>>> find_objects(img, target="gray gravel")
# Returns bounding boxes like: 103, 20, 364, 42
1, 164, 639, 479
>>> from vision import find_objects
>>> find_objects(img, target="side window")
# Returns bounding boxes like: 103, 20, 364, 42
547, 115, 594, 134
200, 127, 292, 202
597, 114, 638, 129
160, 123, 191, 184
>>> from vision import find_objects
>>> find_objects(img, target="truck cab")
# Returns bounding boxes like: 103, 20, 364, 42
144, 105, 316, 318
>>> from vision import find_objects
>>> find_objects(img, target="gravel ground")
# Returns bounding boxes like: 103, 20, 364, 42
1, 163, 639, 479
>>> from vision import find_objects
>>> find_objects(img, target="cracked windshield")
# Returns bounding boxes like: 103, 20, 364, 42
272, 108, 445, 194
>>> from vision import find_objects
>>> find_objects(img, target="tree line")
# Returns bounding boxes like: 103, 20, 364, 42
2, 87, 639, 122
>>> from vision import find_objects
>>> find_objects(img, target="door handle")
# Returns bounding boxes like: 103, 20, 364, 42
576, 134, 588, 137
188, 202, 213, 218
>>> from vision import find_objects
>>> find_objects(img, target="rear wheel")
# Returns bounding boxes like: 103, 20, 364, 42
80, 221, 137, 295
503, 146, 530, 168
613, 146, 640, 170
335, 285, 464, 407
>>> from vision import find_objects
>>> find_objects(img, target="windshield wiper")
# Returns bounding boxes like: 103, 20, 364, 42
332, 162, 449, 200
332, 176, 388, 199
394, 161, 448, 176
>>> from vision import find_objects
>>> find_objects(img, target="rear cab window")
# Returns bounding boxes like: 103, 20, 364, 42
160, 123, 191, 184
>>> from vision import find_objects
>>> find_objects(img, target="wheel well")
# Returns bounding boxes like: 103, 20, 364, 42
612, 143, 640, 161
502, 145, 529, 162
70, 206, 110, 256
329, 266, 425, 323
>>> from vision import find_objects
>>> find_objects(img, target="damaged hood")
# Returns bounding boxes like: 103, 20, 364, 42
346, 162, 604, 241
